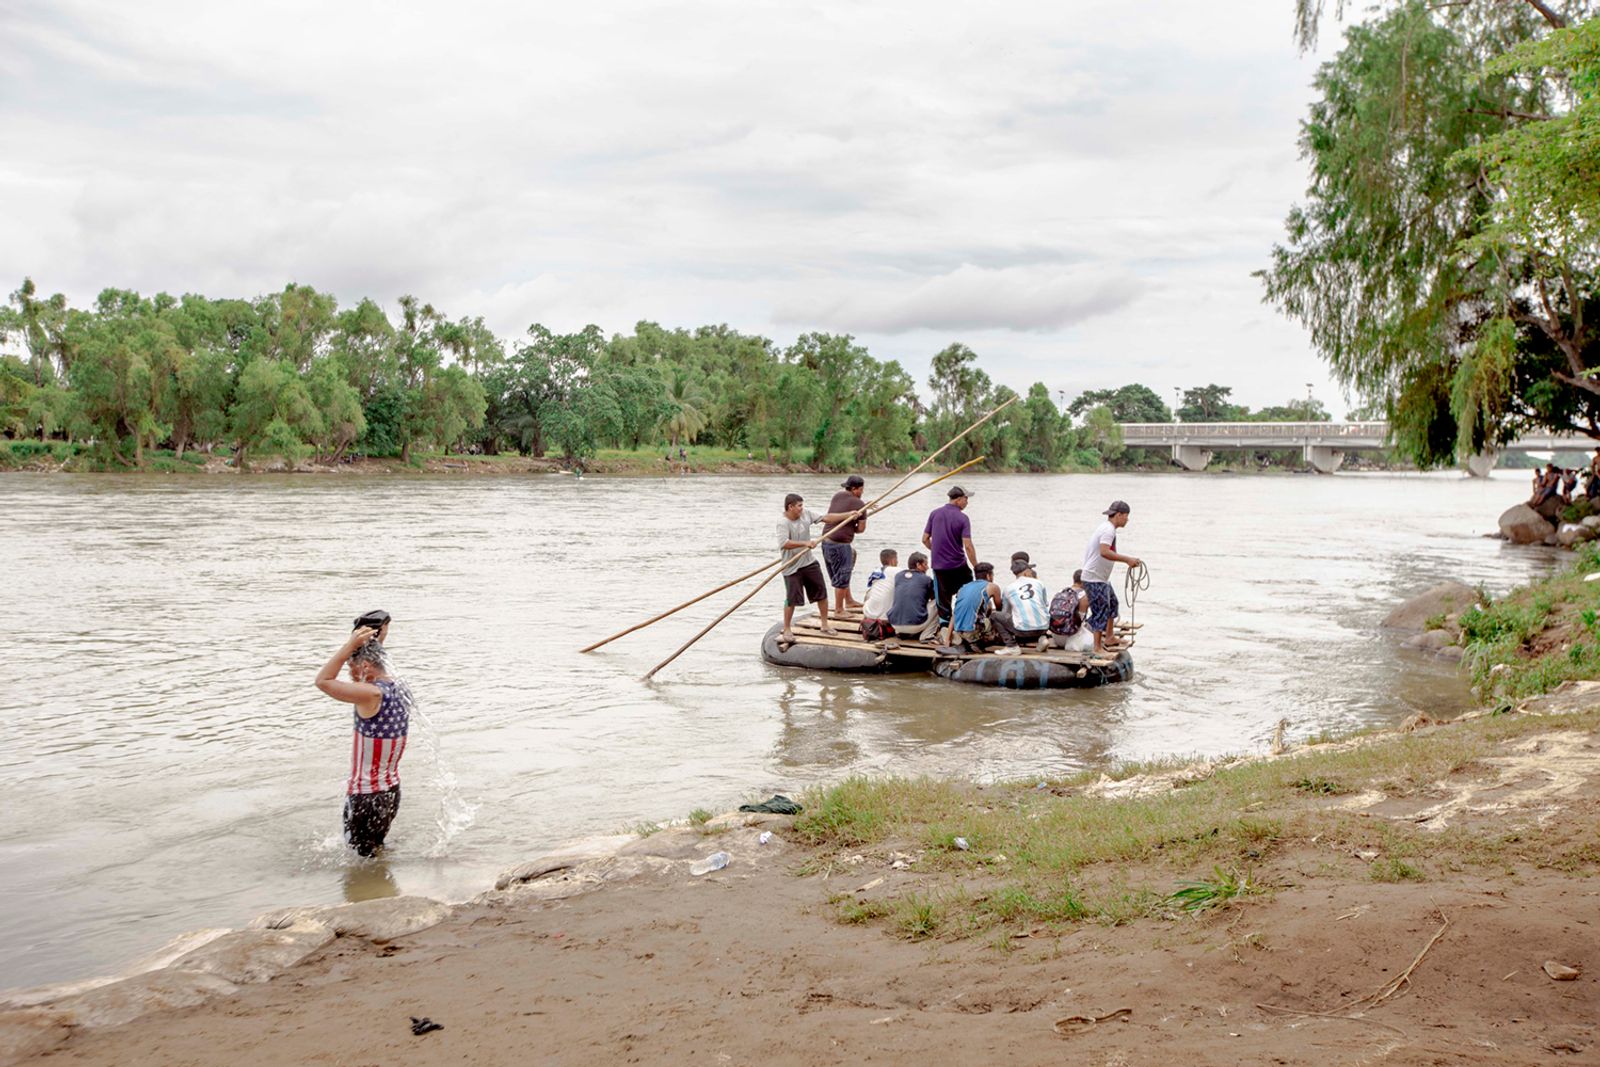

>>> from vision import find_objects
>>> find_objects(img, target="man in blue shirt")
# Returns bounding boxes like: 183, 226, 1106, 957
949, 562, 1012, 654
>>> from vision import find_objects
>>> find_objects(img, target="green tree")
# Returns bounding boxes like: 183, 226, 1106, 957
1067, 384, 1172, 423
659, 362, 710, 446
1262, 2, 1598, 463
229, 359, 320, 471
1177, 384, 1247, 422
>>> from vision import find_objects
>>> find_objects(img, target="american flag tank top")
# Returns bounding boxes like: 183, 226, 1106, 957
347, 678, 411, 795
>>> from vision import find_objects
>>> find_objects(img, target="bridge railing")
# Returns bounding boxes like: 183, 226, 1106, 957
1118, 421, 1390, 442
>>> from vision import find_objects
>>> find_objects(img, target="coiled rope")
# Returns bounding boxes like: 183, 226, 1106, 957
1123, 561, 1150, 628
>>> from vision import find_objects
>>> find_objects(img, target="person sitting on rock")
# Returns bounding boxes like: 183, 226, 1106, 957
1562, 467, 1579, 504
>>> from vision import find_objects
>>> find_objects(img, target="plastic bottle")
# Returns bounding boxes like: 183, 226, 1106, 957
690, 851, 730, 875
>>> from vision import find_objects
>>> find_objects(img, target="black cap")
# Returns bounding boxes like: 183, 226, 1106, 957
1010, 558, 1031, 575
947, 485, 971, 499
842, 474, 864, 489
353, 609, 391, 631
1104, 500, 1130, 516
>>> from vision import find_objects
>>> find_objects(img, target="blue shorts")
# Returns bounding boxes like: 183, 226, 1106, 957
821, 542, 855, 589
1084, 581, 1119, 632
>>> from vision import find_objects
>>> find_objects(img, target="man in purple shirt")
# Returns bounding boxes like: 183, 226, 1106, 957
922, 485, 978, 642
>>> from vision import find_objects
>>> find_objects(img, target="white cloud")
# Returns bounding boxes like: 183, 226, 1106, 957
777, 264, 1143, 334
0, 0, 1357, 412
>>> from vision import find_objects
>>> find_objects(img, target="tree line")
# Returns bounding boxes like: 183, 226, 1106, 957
0, 279, 1331, 471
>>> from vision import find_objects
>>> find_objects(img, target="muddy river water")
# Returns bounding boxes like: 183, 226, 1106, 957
0, 469, 1556, 988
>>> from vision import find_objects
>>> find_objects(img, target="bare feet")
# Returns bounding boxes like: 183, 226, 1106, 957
820, 626, 840, 636
780, 631, 796, 644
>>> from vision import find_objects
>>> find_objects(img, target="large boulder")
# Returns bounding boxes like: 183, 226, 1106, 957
1381, 581, 1479, 631
1499, 503, 1556, 545
1558, 522, 1597, 548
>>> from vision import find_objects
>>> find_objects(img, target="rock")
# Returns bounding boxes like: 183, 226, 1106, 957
250, 896, 452, 943
1545, 533, 1560, 546
1499, 504, 1556, 545
1520, 679, 1600, 715
1382, 581, 1480, 631
1557, 522, 1597, 548
1582, 515, 1600, 530
1435, 646, 1464, 661
52, 970, 238, 1029
493, 834, 635, 889
167, 920, 334, 984
1535, 495, 1567, 523
0, 1009, 72, 1066
1403, 630, 1455, 651
1543, 960, 1582, 981
1400, 712, 1437, 732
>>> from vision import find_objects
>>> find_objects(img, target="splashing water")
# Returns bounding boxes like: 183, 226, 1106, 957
387, 661, 479, 857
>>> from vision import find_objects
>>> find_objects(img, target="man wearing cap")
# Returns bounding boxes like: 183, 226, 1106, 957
995, 557, 1051, 651
923, 486, 978, 642
779, 492, 867, 644
1081, 500, 1141, 654
822, 475, 869, 614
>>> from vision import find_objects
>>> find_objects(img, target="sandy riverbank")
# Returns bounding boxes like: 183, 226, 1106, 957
6, 688, 1600, 1066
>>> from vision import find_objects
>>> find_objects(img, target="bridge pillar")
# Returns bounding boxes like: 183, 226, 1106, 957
1465, 450, 1498, 478
1172, 444, 1213, 471
1304, 444, 1344, 474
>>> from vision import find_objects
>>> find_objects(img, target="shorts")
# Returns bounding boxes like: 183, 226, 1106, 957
821, 542, 855, 589
784, 561, 828, 607
344, 785, 401, 857
1084, 581, 1119, 632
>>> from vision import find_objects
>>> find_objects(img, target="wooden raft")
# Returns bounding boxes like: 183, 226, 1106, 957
785, 610, 1131, 669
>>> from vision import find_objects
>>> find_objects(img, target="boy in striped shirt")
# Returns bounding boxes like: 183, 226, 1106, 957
314, 621, 412, 857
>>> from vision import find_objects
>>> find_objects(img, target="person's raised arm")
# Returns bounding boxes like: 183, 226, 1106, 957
314, 627, 383, 716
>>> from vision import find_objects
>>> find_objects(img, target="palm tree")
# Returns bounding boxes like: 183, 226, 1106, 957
659, 364, 709, 446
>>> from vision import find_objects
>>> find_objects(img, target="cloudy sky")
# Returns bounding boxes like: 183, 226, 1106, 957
0, 0, 1354, 414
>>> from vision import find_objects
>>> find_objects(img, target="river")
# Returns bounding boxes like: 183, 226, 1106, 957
0, 469, 1556, 990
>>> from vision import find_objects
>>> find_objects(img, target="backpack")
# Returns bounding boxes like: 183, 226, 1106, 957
1049, 588, 1084, 636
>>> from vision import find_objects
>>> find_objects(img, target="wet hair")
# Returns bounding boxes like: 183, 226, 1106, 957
784, 492, 804, 508
350, 639, 388, 671
1073, 568, 1083, 584
908, 551, 928, 569
879, 548, 898, 566
974, 561, 994, 579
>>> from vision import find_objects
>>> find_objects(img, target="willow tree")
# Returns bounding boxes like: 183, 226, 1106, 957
1262, 1, 1600, 464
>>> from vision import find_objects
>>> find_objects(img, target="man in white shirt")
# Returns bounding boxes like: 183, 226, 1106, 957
1081, 500, 1142, 654
858, 552, 899, 641
994, 557, 1050, 651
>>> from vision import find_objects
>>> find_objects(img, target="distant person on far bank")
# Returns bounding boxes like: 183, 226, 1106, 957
923, 486, 978, 642
1081, 500, 1141, 655
778, 492, 867, 644
314, 621, 412, 858
821, 475, 869, 613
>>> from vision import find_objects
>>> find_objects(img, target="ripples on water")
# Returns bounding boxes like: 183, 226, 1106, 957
0, 470, 1558, 988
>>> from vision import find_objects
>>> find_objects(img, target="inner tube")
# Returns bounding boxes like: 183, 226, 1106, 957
761, 622, 889, 672
933, 650, 1133, 689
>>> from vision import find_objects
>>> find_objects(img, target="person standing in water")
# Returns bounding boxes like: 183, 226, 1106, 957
314, 624, 412, 857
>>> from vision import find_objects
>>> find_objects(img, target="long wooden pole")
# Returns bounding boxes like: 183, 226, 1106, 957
580, 395, 1016, 654
643, 456, 986, 680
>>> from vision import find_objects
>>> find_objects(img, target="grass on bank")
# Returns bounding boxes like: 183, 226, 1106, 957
1460, 541, 1600, 703
796, 707, 1600, 943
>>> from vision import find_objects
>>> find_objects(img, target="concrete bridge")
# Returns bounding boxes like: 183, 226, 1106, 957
1117, 421, 1596, 475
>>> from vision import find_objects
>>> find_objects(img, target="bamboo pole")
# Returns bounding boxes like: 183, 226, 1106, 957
580, 395, 1014, 654
643, 456, 987, 680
